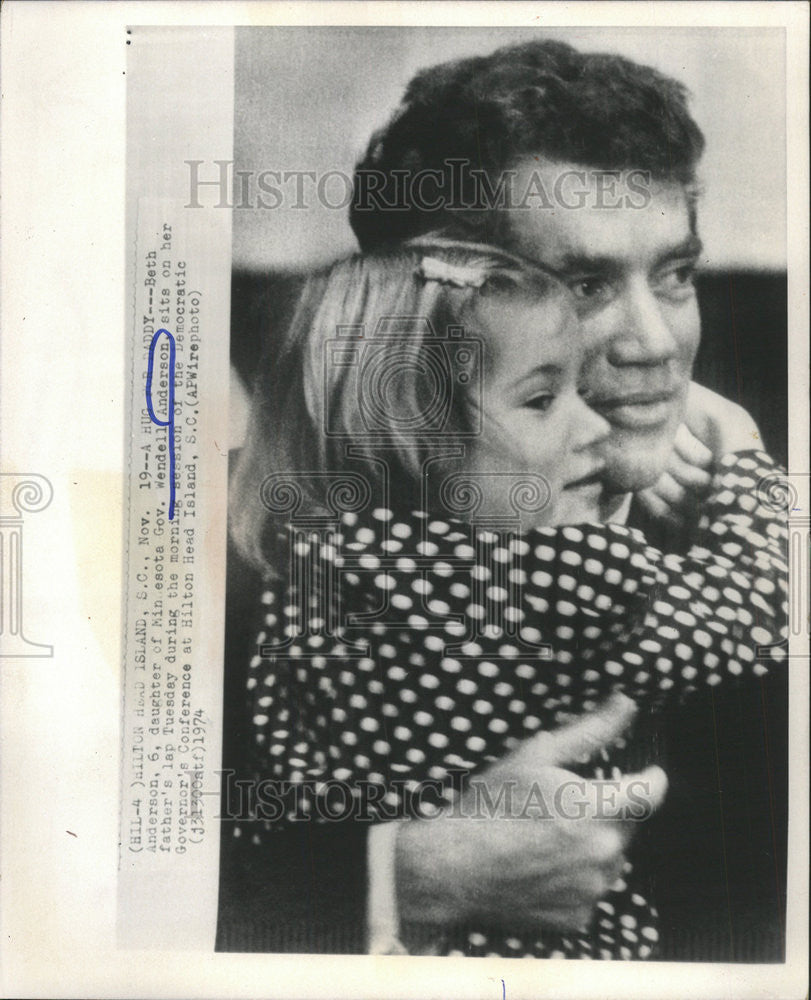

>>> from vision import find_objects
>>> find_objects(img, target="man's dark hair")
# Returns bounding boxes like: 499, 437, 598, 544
350, 39, 705, 250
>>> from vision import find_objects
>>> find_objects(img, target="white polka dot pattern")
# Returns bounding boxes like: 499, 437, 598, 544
239, 451, 787, 959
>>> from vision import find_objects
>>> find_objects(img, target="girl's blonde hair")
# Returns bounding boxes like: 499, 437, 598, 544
230, 239, 564, 574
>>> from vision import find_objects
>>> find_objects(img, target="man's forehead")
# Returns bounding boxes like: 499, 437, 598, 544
502, 157, 696, 269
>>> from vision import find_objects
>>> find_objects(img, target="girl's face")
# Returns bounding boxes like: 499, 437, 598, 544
463, 281, 610, 527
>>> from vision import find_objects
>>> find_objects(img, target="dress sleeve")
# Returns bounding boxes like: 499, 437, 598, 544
576, 450, 789, 697
331, 450, 788, 701
526, 449, 787, 695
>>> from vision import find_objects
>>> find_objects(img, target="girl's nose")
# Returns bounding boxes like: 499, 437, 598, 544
571, 394, 611, 450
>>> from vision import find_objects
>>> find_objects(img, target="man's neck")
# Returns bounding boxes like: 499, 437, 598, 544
600, 491, 633, 525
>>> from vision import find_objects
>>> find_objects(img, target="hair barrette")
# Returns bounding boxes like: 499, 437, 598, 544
418, 256, 489, 289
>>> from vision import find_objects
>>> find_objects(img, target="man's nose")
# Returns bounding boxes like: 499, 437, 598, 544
607, 278, 678, 366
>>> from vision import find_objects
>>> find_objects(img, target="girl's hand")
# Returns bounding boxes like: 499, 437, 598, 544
637, 423, 713, 527
638, 384, 762, 528
682, 381, 762, 457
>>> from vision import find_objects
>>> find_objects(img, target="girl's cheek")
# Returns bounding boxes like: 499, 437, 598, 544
545, 412, 571, 460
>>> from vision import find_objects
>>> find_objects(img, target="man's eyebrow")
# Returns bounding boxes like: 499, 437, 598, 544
552, 253, 620, 275
655, 234, 704, 264
547, 235, 704, 276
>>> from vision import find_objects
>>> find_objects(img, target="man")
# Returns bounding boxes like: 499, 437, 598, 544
218, 38, 786, 960
351, 40, 758, 499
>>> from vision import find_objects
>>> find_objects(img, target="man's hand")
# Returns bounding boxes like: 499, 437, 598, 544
395, 694, 667, 933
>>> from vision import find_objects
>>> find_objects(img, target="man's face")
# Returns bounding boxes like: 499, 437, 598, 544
501, 159, 702, 493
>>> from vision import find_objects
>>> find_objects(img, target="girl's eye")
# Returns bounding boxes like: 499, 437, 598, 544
525, 393, 555, 413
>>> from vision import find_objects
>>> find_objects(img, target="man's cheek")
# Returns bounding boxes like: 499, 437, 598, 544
577, 319, 617, 377
670, 378, 691, 422
675, 302, 701, 366
602, 420, 680, 491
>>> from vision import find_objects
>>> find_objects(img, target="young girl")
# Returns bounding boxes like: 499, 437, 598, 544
228, 240, 787, 960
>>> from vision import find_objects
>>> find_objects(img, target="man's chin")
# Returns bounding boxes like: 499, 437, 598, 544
601, 432, 676, 494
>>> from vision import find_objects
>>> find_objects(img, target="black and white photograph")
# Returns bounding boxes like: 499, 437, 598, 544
219, 25, 792, 962
1, 4, 808, 999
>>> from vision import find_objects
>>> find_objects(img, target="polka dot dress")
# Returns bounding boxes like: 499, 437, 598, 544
237, 450, 788, 958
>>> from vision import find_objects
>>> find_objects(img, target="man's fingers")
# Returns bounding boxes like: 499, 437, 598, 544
580, 765, 668, 821
531, 906, 595, 934
486, 694, 638, 775
613, 765, 669, 820
545, 693, 638, 767
638, 449, 711, 526
683, 382, 762, 456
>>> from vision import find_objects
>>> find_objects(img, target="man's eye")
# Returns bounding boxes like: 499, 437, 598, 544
525, 393, 555, 413
656, 263, 696, 296
480, 272, 520, 296
569, 277, 610, 301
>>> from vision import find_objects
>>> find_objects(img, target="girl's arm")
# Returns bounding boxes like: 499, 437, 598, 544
247, 449, 786, 813
331, 450, 787, 700
526, 449, 786, 696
